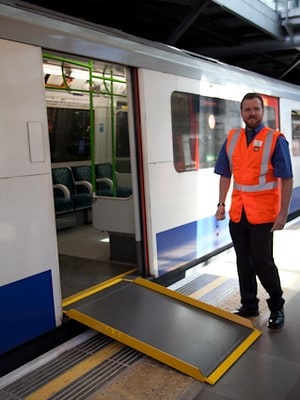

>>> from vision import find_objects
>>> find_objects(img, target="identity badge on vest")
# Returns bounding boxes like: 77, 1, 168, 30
253, 139, 263, 152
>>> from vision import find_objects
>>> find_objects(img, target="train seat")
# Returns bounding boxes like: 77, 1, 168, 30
95, 163, 132, 197
52, 167, 92, 213
52, 184, 73, 214
71, 165, 93, 195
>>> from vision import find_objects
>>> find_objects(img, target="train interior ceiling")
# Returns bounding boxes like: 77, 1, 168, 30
44, 54, 135, 298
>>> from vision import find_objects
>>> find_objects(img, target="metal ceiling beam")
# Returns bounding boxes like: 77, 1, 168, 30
212, 0, 284, 39
279, 53, 300, 79
165, 0, 210, 45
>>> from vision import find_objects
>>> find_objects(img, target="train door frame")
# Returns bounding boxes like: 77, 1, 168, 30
44, 53, 150, 279
125, 67, 149, 276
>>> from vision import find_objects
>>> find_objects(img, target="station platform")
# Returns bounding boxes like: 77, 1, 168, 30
1, 217, 300, 400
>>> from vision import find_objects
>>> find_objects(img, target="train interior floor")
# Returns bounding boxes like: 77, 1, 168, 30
1, 218, 300, 399
58, 224, 137, 298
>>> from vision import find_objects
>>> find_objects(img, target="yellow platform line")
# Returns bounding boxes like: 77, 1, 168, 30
24, 341, 125, 400
189, 276, 229, 300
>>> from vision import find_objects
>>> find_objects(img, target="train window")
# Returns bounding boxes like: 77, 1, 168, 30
171, 92, 280, 171
292, 110, 300, 156
263, 107, 276, 129
48, 107, 91, 162
171, 92, 241, 171
44, 57, 129, 167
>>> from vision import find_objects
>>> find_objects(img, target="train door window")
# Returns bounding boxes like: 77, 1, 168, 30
291, 110, 300, 156
171, 92, 241, 171
260, 94, 279, 130
171, 92, 198, 171
116, 102, 131, 173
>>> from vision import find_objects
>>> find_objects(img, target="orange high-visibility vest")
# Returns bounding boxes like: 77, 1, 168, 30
226, 127, 283, 224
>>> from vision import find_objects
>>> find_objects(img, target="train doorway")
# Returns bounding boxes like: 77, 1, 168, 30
43, 54, 142, 298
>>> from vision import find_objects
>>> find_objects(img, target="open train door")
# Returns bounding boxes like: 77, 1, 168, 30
91, 67, 148, 276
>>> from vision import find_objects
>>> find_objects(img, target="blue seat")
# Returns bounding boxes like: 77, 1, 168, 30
94, 163, 113, 196
53, 185, 73, 214
95, 163, 132, 197
71, 165, 93, 195
52, 167, 92, 214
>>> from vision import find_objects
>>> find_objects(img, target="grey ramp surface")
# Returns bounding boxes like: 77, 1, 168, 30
66, 279, 253, 377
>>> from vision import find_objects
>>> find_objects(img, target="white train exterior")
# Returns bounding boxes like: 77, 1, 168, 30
0, 1, 300, 355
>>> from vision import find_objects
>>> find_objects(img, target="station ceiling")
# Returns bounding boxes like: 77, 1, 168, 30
25, 0, 300, 86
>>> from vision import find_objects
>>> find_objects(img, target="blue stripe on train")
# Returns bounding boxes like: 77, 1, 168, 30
157, 186, 300, 276
156, 215, 231, 276
0, 270, 56, 355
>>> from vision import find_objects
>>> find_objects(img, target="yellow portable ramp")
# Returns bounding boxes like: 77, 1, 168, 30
63, 277, 261, 385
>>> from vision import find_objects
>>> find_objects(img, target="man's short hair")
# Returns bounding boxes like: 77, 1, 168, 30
240, 93, 264, 110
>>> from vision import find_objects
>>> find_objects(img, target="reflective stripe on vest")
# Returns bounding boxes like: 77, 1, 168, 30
227, 128, 278, 192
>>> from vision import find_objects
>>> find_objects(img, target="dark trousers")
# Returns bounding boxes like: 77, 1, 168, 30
229, 210, 284, 311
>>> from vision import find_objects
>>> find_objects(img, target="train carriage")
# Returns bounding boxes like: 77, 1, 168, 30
0, 1, 300, 356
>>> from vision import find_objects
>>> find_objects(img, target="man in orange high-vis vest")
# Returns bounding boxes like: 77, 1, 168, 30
214, 93, 293, 330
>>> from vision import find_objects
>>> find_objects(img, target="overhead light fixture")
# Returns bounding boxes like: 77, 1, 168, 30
43, 64, 62, 75
43, 64, 90, 80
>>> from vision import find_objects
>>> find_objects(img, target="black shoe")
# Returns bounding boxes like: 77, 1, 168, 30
232, 306, 259, 318
268, 309, 284, 329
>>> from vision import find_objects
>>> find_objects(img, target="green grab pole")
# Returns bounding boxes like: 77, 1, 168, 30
88, 60, 96, 193
110, 68, 117, 197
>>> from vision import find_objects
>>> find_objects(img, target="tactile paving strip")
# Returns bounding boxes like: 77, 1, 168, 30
88, 357, 203, 400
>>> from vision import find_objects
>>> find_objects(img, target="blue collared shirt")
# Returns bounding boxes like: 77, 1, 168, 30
214, 124, 293, 178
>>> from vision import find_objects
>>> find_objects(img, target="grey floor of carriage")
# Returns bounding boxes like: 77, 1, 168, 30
57, 224, 136, 298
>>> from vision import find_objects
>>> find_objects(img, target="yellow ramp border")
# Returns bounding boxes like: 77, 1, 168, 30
63, 277, 262, 385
